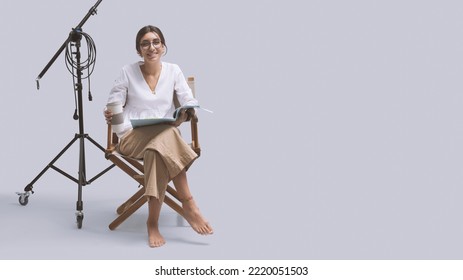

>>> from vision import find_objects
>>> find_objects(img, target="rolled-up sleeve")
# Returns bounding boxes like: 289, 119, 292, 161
173, 65, 198, 107
108, 68, 129, 106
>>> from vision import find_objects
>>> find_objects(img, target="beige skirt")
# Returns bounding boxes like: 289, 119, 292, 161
117, 124, 198, 200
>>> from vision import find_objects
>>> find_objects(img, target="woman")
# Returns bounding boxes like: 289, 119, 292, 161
104, 25, 213, 248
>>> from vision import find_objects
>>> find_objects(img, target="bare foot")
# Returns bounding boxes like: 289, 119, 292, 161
182, 197, 213, 235
147, 221, 166, 248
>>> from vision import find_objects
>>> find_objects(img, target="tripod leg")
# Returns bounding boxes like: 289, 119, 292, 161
86, 134, 106, 152
18, 135, 80, 205
85, 134, 116, 184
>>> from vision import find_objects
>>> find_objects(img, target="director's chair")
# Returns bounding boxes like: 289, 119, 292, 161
105, 77, 201, 230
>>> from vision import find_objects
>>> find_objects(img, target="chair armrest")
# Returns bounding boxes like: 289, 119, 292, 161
106, 124, 118, 154
190, 114, 201, 156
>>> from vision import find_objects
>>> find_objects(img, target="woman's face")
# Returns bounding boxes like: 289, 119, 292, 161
138, 31, 164, 63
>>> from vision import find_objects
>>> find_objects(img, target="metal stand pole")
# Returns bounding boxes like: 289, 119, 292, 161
17, 0, 115, 229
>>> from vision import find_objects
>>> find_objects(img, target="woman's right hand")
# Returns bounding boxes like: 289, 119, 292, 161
104, 109, 113, 124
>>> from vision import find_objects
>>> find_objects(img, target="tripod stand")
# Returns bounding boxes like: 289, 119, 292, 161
16, 0, 114, 229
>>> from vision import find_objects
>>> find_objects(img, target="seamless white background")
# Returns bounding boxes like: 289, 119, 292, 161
1, 0, 463, 259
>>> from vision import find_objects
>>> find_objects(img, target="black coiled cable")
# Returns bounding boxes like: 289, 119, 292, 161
65, 29, 97, 119
65, 29, 97, 79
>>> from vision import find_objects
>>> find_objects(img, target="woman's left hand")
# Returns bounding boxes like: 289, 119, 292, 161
171, 109, 189, 127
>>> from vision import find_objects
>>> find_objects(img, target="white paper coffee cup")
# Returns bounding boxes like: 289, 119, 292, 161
106, 101, 124, 134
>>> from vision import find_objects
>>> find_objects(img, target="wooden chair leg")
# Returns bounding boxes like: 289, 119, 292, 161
109, 195, 147, 230
116, 186, 145, 215
166, 185, 181, 201
110, 185, 185, 230
164, 194, 184, 217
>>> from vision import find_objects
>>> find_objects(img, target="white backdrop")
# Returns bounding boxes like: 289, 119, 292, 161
1, 0, 463, 259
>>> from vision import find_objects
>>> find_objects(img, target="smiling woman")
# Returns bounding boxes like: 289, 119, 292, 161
136, 26, 166, 93
104, 25, 213, 248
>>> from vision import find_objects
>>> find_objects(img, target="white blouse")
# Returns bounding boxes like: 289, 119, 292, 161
107, 61, 198, 137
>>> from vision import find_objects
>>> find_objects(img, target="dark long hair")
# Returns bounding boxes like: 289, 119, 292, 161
135, 25, 168, 55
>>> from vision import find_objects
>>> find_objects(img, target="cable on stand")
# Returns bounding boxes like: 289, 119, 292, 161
16, 0, 115, 229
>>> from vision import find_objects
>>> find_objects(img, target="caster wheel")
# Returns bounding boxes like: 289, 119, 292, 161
18, 195, 29, 206
76, 213, 84, 229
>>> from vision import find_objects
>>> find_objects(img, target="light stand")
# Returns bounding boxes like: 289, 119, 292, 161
16, 0, 115, 229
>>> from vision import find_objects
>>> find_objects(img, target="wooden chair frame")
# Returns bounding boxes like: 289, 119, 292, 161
104, 77, 200, 230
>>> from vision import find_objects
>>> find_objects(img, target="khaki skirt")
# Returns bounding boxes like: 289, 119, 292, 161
117, 124, 198, 200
